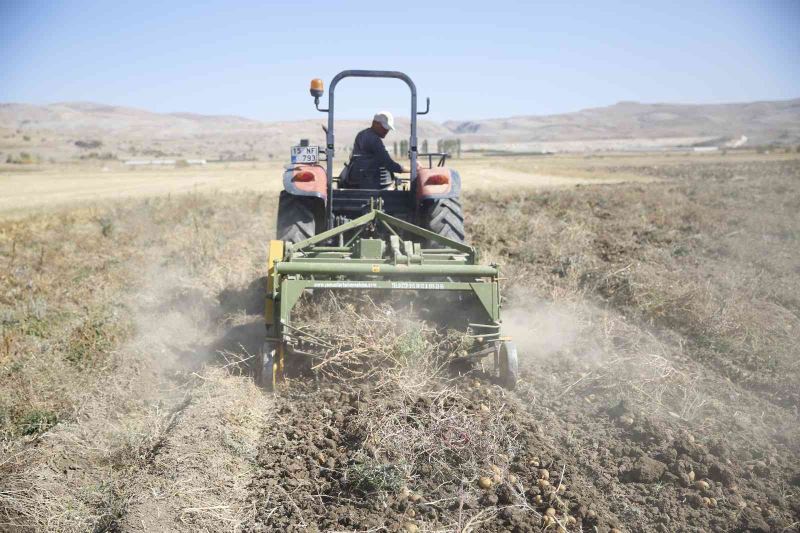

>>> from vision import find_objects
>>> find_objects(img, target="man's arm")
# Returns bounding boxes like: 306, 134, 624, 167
367, 133, 404, 173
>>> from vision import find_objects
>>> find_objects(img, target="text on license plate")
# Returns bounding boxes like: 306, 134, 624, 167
291, 146, 318, 163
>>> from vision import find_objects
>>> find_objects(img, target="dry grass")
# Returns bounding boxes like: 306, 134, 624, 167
121, 368, 270, 533
290, 293, 475, 392
470, 158, 800, 446
0, 191, 276, 531
0, 207, 138, 446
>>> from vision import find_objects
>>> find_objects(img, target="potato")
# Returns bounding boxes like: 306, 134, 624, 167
694, 480, 710, 491
534, 494, 543, 505
688, 470, 695, 482
478, 476, 493, 489
545, 507, 556, 517
508, 474, 518, 484
538, 479, 550, 490
403, 523, 418, 533
538, 468, 550, 480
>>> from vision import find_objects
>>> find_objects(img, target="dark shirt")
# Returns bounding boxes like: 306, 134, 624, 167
346, 127, 403, 188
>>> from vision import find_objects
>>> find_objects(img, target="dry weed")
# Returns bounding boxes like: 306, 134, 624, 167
1, 191, 277, 531
290, 293, 472, 393
356, 386, 517, 487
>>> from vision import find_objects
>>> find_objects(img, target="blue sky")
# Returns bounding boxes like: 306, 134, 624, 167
1, 0, 798, 122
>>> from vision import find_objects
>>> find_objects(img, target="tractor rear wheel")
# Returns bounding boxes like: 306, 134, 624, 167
277, 192, 319, 244
421, 198, 465, 246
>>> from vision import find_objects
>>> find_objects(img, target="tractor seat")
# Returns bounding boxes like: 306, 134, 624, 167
339, 161, 392, 190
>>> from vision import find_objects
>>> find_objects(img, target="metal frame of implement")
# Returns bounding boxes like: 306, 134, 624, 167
264, 208, 503, 382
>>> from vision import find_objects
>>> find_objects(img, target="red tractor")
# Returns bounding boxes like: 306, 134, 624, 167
276, 70, 464, 246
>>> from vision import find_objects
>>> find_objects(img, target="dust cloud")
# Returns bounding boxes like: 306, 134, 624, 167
502, 290, 602, 364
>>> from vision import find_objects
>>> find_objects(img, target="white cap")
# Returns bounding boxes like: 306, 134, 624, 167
373, 110, 395, 131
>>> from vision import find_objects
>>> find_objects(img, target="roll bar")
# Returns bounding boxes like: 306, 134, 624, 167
314, 70, 429, 228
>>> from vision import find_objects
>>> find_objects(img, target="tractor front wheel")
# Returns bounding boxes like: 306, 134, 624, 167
421, 198, 465, 246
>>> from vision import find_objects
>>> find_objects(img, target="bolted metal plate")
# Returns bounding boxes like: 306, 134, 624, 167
356, 238, 384, 259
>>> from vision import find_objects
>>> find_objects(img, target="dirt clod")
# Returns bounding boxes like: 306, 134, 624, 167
624, 456, 667, 483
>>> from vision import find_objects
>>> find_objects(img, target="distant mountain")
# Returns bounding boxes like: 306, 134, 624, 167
443, 99, 800, 147
1, 98, 798, 161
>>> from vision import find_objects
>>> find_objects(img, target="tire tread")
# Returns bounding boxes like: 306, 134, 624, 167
277, 191, 317, 244
422, 198, 465, 244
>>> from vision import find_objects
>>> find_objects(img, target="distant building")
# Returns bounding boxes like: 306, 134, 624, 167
124, 159, 206, 166
726, 135, 748, 148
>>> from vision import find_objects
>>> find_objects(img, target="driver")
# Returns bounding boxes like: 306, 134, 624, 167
345, 111, 410, 189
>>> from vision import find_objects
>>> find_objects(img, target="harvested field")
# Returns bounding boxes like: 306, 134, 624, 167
1, 154, 799, 532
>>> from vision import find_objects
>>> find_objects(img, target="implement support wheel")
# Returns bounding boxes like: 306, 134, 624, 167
499, 341, 519, 390
255, 342, 282, 391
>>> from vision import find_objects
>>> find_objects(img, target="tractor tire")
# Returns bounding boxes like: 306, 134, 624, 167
277, 191, 319, 244
421, 198, 465, 246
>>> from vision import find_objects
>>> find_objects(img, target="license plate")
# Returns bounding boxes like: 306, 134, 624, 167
291, 145, 318, 164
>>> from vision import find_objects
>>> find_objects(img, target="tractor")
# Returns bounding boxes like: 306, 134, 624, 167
255, 70, 517, 390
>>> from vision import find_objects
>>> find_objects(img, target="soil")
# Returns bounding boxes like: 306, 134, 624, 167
246, 380, 595, 533
242, 378, 798, 532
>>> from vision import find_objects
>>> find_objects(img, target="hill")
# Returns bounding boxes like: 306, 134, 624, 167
1, 98, 798, 162
445, 99, 800, 150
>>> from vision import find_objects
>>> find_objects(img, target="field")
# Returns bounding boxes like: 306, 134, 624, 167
0, 153, 666, 216
0, 152, 799, 532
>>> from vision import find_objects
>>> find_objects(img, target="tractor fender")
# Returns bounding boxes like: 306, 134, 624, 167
282, 164, 328, 200
415, 167, 461, 201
